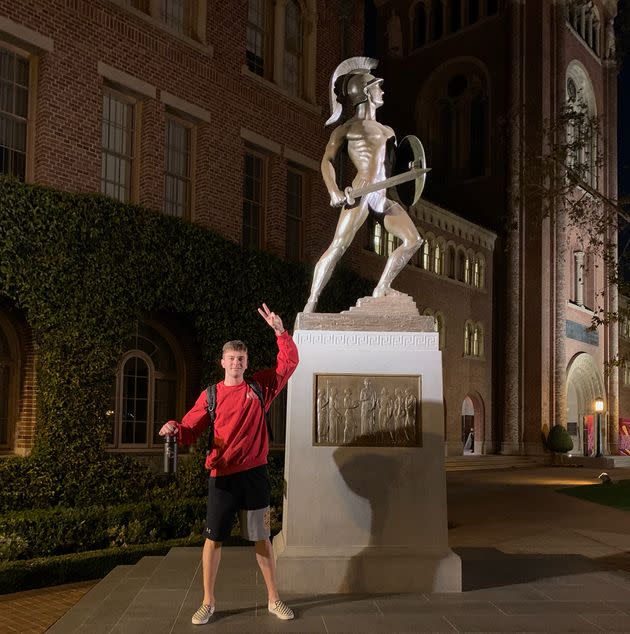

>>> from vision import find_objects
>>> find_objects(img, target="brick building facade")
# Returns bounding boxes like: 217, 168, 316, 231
0, 0, 365, 456
372, 0, 621, 455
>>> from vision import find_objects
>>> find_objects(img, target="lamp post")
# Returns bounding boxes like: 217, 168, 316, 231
594, 397, 604, 458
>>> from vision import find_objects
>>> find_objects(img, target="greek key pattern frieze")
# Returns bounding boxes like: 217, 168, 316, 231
295, 332, 438, 350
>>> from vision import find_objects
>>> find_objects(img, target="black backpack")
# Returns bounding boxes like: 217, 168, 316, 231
205, 380, 274, 453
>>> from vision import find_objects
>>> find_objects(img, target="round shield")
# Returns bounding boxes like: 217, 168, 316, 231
391, 135, 428, 207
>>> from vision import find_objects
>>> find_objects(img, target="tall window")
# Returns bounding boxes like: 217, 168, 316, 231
113, 323, 178, 448
448, 245, 456, 278
450, 0, 461, 32
413, 2, 427, 48
0, 47, 29, 181
243, 151, 265, 249
473, 323, 484, 356
433, 240, 444, 274
464, 321, 474, 356
468, 0, 480, 24
161, 0, 194, 38
474, 255, 485, 288
101, 90, 135, 202
369, 218, 398, 256
284, 0, 303, 96
164, 117, 192, 219
125, 0, 149, 10
573, 250, 585, 306
247, 0, 268, 76
286, 168, 303, 261
464, 254, 472, 284
432, 0, 444, 40
0, 326, 12, 448
567, 1, 600, 57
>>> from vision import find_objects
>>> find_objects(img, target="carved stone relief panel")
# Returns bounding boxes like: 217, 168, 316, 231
313, 374, 422, 447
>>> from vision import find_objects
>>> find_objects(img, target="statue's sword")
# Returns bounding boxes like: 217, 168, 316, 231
343, 164, 431, 206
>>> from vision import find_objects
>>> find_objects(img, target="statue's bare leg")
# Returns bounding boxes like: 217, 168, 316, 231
373, 201, 422, 297
304, 202, 370, 312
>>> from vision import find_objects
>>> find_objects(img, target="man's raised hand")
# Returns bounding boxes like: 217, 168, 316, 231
258, 303, 285, 335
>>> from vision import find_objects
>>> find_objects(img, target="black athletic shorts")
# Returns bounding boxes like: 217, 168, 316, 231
203, 465, 271, 542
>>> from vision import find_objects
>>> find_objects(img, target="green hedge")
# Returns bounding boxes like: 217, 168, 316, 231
0, 177, 371, 511
0, 497, 205, 561
0, 536, 204, 595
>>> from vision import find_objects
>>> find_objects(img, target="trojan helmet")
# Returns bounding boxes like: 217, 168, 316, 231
325, 57, 383, 126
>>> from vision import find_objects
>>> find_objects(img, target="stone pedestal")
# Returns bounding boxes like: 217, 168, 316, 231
274, 296, 461, 593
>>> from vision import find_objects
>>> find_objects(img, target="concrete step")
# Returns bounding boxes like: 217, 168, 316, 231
445, 455, 546, 471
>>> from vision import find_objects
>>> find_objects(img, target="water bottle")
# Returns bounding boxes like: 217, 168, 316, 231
164, 434, 178, 473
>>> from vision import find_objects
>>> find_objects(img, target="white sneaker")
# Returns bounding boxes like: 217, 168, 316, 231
268, 599, 294, 620
192, 603, 215, 625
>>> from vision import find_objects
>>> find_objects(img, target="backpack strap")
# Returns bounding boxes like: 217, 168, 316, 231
246, 379, 274, 443
205, 383, 217, 454
205, 380, 274, 454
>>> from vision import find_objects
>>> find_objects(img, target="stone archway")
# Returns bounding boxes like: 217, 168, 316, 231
461, 392, 485, 455
566, 352, 605, 455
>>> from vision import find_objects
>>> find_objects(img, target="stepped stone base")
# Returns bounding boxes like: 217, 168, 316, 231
296, 294, 435, 332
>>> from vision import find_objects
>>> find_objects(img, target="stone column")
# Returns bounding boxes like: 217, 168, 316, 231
501, 0, 524, 455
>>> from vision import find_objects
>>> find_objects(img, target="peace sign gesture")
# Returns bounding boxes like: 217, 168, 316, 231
258, 303, 285, 335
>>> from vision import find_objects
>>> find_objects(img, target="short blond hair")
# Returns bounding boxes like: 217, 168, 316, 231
222, 340, 247, 356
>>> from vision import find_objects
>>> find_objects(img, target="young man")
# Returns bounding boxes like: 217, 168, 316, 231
159, 304, 299, 624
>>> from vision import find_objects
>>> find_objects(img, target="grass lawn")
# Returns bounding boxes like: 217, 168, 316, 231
560, 479, 630, 511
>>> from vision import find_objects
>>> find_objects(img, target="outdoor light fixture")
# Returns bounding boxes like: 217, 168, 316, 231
594, 397, 605, 458
598, 472, 613, 485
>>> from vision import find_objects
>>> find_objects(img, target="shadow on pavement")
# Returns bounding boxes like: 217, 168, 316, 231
455, 547, 606, 590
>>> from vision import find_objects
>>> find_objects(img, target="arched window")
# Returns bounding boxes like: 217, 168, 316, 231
473, 322, 484, 356
433, 240, 444, 274
469, 92, 487, 178
486, 0, 498, 16
421, 237, 431, 269
463, 321, 474, 356
418, 64, 489, 184
450, 0, 461, 32
111, 322, 180, 448
457, 250, 466, 282
448, 245, 456, 278
474, 254, 485, 288
432, 0, 444, 40
413, 1, 427, 48
468, 0, 479, 24
464, 254, 472, 284
246, 0, 269, 76
284, 0, 303, 96
567, 1, 601, 57
566, 63, 597, 189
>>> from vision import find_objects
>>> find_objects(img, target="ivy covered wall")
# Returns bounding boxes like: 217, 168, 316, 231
0, 177, 371, 509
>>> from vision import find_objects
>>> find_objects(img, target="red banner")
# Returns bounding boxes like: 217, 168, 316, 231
584, 415, 594, 456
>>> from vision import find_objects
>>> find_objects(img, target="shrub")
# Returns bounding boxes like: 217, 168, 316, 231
546, 424, 574, 453
0, 497, 205, 560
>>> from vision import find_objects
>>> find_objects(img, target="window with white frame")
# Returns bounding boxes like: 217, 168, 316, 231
161, 0, 195, 38
246, 0, 270, 77
284, 0, 303, 96
101, 89, 135, 203
164, 115, 192, 219
566, 64, 598, 189
110, 322, 179, 448
121, 0, 204, 42
286, 167, 304, 261
0, 46, 29, 181
243, 150, 266, 249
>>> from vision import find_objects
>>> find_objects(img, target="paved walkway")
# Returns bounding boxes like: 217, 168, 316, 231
5, 465, 630, 632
